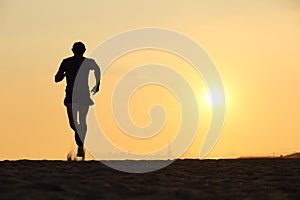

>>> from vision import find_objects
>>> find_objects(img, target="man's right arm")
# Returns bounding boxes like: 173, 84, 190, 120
55, 60, 66, 83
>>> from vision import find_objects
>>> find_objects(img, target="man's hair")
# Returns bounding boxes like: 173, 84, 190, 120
72, 42, 86, 55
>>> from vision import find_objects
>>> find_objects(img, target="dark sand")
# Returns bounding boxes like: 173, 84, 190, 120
1, 158, 300, 199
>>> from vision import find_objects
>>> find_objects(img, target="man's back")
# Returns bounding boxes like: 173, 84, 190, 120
59, 56, 97, 92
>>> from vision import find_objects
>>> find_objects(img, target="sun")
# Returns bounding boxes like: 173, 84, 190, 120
205, 89, 225, 106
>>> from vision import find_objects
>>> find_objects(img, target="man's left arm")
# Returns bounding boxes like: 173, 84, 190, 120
91, 59, 101, 95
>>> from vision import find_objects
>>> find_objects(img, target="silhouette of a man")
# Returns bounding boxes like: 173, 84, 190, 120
55, 42, 100, 158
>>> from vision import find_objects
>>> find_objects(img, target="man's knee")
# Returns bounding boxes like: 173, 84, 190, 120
69, 120, 77, 130
79, 119, 87, 126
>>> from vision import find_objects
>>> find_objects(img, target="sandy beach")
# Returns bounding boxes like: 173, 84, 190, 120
0, 158, 299, 199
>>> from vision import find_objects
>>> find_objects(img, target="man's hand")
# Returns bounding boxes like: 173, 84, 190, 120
55, 71, 66, 82
91, 84, 100, 95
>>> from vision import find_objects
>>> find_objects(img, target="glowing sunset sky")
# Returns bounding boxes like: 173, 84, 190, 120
0, 0, 300, 160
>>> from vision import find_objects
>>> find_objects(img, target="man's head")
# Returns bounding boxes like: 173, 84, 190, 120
72, 42, 86, 56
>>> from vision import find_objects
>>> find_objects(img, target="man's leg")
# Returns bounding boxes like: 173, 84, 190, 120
78, 104, 89, 145
66, 104, 83, 147
76, 104, 89, 158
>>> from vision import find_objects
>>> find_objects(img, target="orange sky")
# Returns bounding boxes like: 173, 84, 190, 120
0, 0, 300, 160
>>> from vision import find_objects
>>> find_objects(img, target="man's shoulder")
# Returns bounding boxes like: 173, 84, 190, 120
63, 56, 76, 62
83, 58, 98, 67
84, 57, 96, 62
62, 57, 97, 68
63, 56, 94, 61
